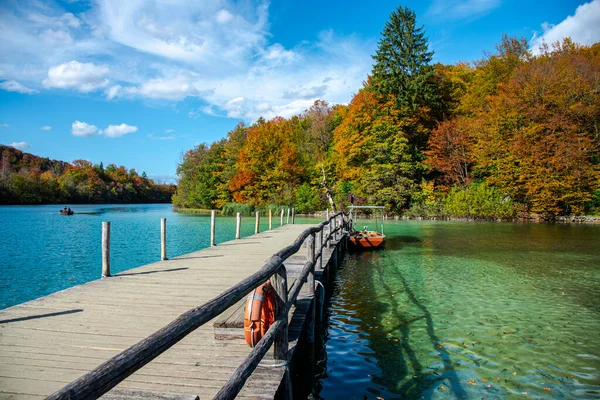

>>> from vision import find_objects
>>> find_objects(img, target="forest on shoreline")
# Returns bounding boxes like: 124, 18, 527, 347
0, 145, 176, 204
175, 7, 599, 218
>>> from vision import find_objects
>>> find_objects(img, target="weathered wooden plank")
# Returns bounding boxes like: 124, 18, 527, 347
101, 389, 199, 400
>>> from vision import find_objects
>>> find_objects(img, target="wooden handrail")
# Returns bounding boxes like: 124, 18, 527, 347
213, 316, 286, 400
47, 212, 348, 400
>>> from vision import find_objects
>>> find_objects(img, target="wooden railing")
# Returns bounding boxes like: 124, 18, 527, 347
46, 212, 349, 400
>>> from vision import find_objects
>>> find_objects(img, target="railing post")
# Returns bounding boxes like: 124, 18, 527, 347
271, 265, 291, 398
286, 208, 290, 224
271, 266, 288, 360
292, 207, 295, 224
102, 221, 111, 277
327, 216, 332, 249
236, 212, 241, 239
255, 211, 260, 234
269, 209, 272, 230
160, 218, 167, 260
326, 209, 330, 248
306, 234, 316, 364
280, 209, 284, 226
210, 210, 216, 246
316, 229, 323, 270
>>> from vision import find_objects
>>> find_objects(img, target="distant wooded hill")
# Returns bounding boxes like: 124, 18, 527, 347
0, 145, 176, 204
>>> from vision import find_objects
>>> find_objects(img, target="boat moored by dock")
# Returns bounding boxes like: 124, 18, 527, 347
348, 205, 386, 250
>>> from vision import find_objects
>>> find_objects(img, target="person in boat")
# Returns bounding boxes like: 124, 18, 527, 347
67, 207, 72, 213
63, 206, 68, 212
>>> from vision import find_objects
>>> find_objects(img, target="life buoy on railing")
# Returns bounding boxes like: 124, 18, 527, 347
244, 281, 275, 347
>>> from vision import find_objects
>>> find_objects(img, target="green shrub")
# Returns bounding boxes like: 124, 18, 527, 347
255, 204, 288, 216
221, 202, 253, 216
441, 182, 519, 218
584, 190, 600, 215
295, 182, 320, 213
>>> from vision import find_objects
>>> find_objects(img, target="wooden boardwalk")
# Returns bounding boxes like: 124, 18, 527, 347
0, 223, 337, 400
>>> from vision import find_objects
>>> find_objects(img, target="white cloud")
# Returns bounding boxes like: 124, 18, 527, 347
71, 120, 137, 138
43, 61, 110, 92
9, 142, 30, 150
427, 0, 501, 21
41, 126, 52, 131
119, 76, 199, 100
60, 12, 80, 29
0, 80, 37, 94
531, 0, 600, 54
71, 120, 98, 137
101, 123, 137, 138
165, 129, 174, 133
1, 124, 9, 128
106, 85, 121, 100
0, 1, 375, 122
148, 133, 174, 140
216, 9, 234, 24
282, 85, 328, 100
40, 29, 73, 45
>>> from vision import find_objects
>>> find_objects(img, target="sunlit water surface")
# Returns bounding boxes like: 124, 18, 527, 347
0, 204, 298, 310
316, 220, 600, 399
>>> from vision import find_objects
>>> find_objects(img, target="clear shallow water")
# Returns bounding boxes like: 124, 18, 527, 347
316, 220, 600, 399
0, 204, 291, 310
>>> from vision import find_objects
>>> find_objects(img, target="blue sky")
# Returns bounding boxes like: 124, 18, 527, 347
0, 0, 598, 183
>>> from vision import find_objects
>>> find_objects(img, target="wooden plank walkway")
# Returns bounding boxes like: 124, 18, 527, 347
0, 224, 333, 400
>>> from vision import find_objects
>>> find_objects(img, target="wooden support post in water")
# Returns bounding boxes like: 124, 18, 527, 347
210, 210, 216, 247
291, 207, 295, 224
286, 208, 290, 224
255, 212, 260, 234
236, 213, 241, 240
102, 221, 111, 278
269, 209, 272, 230
331, 244, 338, 274
160, 218, 167, 260
280, 209, 284, 226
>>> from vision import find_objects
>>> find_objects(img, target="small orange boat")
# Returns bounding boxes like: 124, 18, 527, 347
349, 231, 386, 249
348, 205, 386, 250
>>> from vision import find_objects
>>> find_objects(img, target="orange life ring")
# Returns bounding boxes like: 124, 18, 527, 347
244, 280, 275, 347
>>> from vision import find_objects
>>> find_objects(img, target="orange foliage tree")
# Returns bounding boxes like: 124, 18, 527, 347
229, 117, 304, 205
471, 39, 600, 215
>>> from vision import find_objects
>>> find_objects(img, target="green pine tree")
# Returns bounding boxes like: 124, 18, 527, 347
371, 6, 437, 111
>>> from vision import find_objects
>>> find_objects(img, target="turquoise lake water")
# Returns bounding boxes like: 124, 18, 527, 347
0, 204, 284, 310
2, 206, 599, 399
316, 220, 600, 399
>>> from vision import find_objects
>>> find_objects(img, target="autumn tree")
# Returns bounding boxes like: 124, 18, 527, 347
229, 117, 304, 206
470, 39, 600, 215
425, 118, 473, 187
215, 122, 248, 207
304, 100, 336, 161
173, 142, 225, 209
332, 85, 426, 211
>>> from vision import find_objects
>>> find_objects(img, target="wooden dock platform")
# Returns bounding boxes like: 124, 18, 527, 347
0, 222, 343, 400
